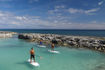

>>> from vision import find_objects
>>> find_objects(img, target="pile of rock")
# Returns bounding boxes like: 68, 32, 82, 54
0, 31, 17, 38
18, 33, 105, 52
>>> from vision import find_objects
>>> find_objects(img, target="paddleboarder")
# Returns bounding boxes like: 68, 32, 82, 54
30, 47, 35, 63
39, 39, 43, 45
51, 43, 55, 51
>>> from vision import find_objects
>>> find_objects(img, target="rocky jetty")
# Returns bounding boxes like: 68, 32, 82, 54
0, 31, 17, 38
18, 33, 105, 52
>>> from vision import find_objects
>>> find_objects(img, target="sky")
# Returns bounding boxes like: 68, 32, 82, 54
0, 0, 105, 29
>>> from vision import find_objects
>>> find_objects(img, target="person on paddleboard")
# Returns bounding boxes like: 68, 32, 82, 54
51, 43, 55, 51
39, 39, 43, 45
30, 47, 35, 63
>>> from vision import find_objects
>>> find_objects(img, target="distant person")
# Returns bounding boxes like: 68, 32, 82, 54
51, 43, 55, 51
39, 40, 43, 45
30, 47, 35, 63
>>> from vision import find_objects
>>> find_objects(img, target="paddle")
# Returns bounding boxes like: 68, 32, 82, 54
35, 55, 43, 59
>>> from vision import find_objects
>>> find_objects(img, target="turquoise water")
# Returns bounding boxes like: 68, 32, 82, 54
0, 38, 105, 70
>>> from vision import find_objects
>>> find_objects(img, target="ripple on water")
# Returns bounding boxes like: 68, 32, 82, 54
0, 38, 105, 70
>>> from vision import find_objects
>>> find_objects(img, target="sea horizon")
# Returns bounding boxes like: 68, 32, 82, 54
0, 29, 105, 37
0, 29, 105, 30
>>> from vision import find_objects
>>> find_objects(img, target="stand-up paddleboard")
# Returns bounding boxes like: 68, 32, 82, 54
48, 50, 59, 53
28, 59, 39, 67
38, 45, 46, 48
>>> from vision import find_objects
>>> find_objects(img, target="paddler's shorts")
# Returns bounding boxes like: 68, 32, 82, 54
30, 54, 35, 59
40, 42, 42, 45
52, 46, 54, 48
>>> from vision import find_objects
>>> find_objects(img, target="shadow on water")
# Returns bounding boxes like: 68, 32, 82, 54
16, 61, 39, 70
93, 63, 105, 70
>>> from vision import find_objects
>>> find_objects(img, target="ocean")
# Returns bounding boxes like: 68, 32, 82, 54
0, 29, 105, 37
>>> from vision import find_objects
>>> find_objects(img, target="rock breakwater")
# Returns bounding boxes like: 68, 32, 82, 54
18, 33, 105, 52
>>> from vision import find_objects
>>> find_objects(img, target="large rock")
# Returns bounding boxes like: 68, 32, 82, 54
99, 40, 105, 44
52, 39, 58, 44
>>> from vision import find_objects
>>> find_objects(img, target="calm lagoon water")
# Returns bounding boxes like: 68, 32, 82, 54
0, 38, 105, 70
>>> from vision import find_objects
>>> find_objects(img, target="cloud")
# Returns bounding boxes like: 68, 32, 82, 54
29, 0, 39, 3
48, 5, 65, 14
49, 5, 99, 16
55, 5, 65, 9
68, 8, 84, 14
49, 22, 105, 29
15, 16, 27, 20
0, 13, 4, 16
48, 9, 59, 14
85, 8, 100, 14
0, 10, 105, 29
0, 0, 12, 2
0, 10, 55, 29
68, 8, 100, 15
98, 0, 104, 5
